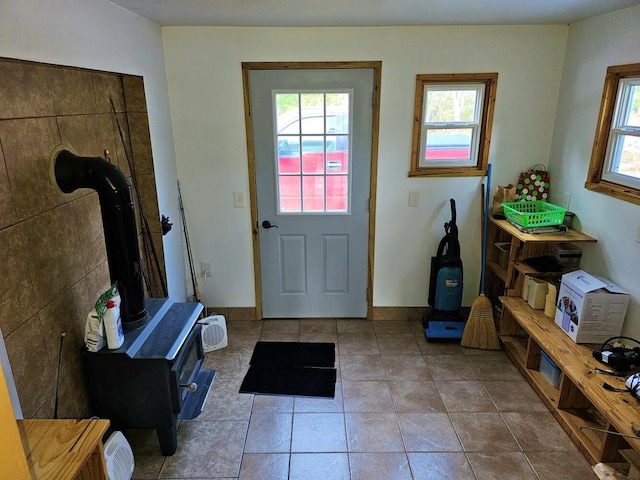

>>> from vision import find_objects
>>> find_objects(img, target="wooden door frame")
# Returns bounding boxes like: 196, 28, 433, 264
242, 61, 381, 320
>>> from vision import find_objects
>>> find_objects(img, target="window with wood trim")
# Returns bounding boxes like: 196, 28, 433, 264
586, 64, 640, 205
409, 73, 498, 177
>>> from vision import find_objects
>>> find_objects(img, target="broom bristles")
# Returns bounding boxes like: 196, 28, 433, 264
461, 294, 500, 350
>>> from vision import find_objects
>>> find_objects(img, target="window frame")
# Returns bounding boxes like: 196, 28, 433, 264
586, 63, 640, 205
409, 73, 498, 177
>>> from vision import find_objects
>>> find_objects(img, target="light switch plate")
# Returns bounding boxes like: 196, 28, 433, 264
233, 192, 245, 208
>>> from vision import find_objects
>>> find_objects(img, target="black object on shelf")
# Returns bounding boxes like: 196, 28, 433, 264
523, 256, 564, 272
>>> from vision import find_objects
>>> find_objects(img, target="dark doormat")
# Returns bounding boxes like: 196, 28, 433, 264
239, 341, 336, 398
249, 341, 336, 367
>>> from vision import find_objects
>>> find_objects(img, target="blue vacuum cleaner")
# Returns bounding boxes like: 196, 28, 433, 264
424, 199, 465, 340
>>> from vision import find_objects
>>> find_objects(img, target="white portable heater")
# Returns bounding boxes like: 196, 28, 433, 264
103, 430, 135, 480
198, 315, 228, 352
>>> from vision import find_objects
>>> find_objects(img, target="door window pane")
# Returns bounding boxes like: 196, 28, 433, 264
303, 176, 325, 212
278, 135, 301, 174
327, 176, 348, 212
275, 91, 351, 213
279, 176, 301, 212
302, 135, 325, 174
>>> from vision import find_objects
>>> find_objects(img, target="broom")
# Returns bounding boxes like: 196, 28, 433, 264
461, 163, 501, 350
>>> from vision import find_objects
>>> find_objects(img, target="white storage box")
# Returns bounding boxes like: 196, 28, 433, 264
554, 270, 630, 344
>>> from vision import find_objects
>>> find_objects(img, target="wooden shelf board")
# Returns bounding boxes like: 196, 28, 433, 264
512, 261, 575, 278
489, 217, 598, 244
487, 260, 507, 282
528, 368, 561, 405
18, 418, 109, 480
500, 335, 527, 365
500, 296, 640, 458
557, 407, 610, 463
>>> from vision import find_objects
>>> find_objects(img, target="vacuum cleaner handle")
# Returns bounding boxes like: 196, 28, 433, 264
449, 198, 457, 225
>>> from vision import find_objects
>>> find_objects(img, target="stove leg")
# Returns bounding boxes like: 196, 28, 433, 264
156, 420, 177, 456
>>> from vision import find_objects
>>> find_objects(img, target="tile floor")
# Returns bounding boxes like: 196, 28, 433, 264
127, 318, 597, 479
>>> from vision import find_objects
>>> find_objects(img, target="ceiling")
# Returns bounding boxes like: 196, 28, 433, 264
107, 0, 640, 27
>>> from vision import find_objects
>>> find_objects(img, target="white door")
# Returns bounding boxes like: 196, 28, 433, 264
249, 68, 374, 318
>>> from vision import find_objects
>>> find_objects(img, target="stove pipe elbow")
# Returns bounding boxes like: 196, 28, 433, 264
54, 149, 148, 329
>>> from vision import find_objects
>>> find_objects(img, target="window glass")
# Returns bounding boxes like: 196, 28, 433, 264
274, 91, 351, 213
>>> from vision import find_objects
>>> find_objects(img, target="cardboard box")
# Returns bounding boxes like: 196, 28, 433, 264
554, 270, 630, 343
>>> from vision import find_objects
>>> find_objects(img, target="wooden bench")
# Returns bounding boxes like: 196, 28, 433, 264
500, 296, 640, 464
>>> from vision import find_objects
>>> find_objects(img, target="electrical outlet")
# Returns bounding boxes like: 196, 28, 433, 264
201, 262, 211, 277
233, 192, 245, 208
561, 192, 571, 210
408, 191, 420, 207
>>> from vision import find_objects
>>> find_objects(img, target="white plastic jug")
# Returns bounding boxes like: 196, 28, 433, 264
104, 299, 125, 349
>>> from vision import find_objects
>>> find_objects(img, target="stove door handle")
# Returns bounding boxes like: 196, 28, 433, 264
181, 382, 198, 393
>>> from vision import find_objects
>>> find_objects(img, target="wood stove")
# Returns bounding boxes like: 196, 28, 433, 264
82, 297, 214, 455
53, 149, 214, 455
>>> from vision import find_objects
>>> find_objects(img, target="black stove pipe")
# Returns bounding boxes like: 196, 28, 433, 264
54, 149, 148, 330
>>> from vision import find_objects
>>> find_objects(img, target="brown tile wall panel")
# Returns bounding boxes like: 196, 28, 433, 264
51, 67, 99, 116
0, 225, 38, 336
0, 143, 17, 229
111, 112, 133, 178
85, 262, 112, 301
20, 204, 86, 311
40, 281, 92, 415
122, 75, 147, 112
128, 112, 155, 175
0, 58, 163, 420
0, 59, 55, 119
137, 229, 167, 298
91, 72, 125, 114
4, 312, 56, 417
71, 192, 107, 274
136, 174, 161, 233
0, 117, 65, 221
57, 113, 117, 161
55, 367, 91, 419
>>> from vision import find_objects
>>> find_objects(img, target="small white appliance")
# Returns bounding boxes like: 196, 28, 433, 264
103, 430, 134, 480
198, 315, 228, 352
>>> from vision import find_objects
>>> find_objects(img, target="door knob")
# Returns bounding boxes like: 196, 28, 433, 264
262, 220, 279, 229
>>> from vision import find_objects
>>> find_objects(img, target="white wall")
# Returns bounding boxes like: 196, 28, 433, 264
549, 5, 640, 337
162, 25, 568, 309
0, 0, 187, 300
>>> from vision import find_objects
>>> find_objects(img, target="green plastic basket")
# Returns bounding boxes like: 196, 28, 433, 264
502, 201, 566, 228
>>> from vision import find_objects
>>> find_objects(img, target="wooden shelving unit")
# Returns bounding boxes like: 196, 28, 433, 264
486, 218, 640, 464
485, 217, 597, 299
500, 296, 640, 464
